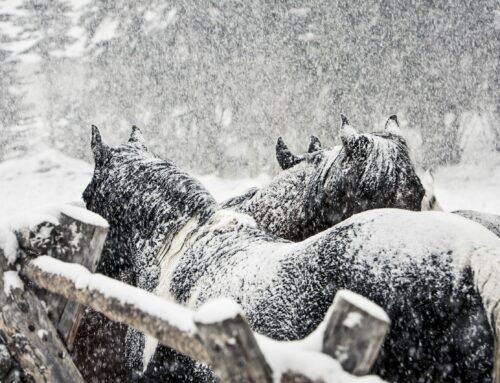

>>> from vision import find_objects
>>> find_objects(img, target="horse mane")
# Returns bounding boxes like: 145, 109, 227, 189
304, 133, 422, 229
84, 144, 218, 289
359, 133, 424, 209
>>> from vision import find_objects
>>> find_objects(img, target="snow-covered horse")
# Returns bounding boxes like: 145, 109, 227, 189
223, 115, 426, 241
292, 129, 500, 238
83, 126, 500, 382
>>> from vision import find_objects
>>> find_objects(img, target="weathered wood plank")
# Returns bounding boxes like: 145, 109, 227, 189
322, 290, 390, 375
23, 257, 371, 383
194, 301, 273, 383
15, 207, 108, 349
22, 258, 210, 364
0, 342, 13, 380
0, 253, 84, 382
56, 211, 108, 349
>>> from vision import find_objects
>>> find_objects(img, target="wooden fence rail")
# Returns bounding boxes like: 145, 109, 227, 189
22, 256, 388, 383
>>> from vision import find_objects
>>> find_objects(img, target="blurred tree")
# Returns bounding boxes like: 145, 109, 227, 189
71, 0, 500, 174
15, 0, 75, 145
0, 30, 29, 159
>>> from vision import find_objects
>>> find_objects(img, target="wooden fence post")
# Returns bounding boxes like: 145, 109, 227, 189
16, 206, 108, 349
194, 300, 273, 383
0, 251, 85, 382
322, 290, 390, 375
23, 257, 384, 383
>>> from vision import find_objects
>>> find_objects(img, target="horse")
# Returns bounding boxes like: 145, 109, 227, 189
418, 169, 443, 211
222, 115, 426, 241
82, 125, 500, 382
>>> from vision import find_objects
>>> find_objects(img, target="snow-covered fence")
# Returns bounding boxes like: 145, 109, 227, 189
15, 205, 108, 348
22, 256, 388, 382
0, 263, 85, 382
0, 205, 107, 382
0, 215, 91, 382
323, 291, 390, 375
0, 205, 390, 382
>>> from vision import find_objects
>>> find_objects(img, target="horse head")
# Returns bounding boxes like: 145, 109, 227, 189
83, 125, 217, 284
234, 115, 425, 241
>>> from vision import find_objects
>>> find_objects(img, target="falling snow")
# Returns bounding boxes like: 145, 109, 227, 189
1, 1, 499, 382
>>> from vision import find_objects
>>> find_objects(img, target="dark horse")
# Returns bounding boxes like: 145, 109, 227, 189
223, 115, 426, 241
81, 126, 499, 382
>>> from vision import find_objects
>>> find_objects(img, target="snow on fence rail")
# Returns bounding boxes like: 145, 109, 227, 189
0, 205, 388, 382
23, 256, 387, 383
14, 204, 108, 348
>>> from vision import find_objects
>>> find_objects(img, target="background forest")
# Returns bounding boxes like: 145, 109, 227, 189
1, 0, 499, 176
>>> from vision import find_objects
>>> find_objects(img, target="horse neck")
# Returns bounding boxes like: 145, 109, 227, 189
238, 165, 321, 241
284, 151, 351, 239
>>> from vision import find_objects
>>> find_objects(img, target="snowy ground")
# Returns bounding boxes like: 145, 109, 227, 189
0, 149, 499, 219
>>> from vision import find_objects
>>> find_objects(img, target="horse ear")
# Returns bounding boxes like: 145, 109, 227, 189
91, 125, 110, 164
308, 135, 322, 153
339, 114, 360, 152
385, 115, 402, 136
128, 125, 147, 150
276, 137, 303, 170
91, 125, 102, 150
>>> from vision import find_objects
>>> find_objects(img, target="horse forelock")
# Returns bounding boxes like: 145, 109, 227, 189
359, 134, 403, 184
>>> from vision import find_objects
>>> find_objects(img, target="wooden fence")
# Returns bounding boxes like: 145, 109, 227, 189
1, 205, 392, 382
